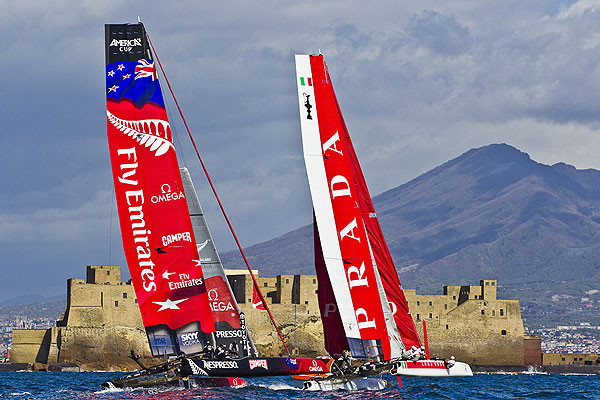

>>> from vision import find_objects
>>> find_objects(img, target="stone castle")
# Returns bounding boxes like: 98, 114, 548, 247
12, 265, 530, 369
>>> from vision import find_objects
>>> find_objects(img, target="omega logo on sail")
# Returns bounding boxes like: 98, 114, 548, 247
151, 183, 185, 204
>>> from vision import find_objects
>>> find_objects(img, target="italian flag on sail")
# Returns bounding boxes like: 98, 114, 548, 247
299, 77, 312, 86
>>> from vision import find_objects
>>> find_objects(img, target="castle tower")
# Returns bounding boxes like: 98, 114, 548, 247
86, 265, 121, 285
480, 280, 497, 301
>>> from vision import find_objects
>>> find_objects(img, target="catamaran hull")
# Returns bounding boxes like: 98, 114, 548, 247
186, 356, 331, 377
391, 360, 473, 377
103, 373, 247, 389
296, 376, 387, 391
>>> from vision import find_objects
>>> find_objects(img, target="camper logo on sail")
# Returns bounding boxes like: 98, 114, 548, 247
161, 231, 192, 247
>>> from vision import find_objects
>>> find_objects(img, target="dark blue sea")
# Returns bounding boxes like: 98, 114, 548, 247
0, 371, 599, 399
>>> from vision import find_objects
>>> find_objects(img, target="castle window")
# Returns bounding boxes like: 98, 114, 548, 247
313, 279, 316, 284
264, 282, 268, 287
492, 310, 496, 316
417, 301, 420, 306
561, 357, 566, 361
115, 301, 118, 307
486, 282, 489, 286
492, 282, 495, 286
107, 271, 110, 275
428, 301, 432, 306
286, 279, 289, 284
501, 330, 507, 335
123, 293, 127, 299
446, 325, 449, 330
135, 299, 138, 304
453, 296, 456, 300
481, 310, 485, 315
429, 313, 432, 319
416, 314, 420, 320
315, 290, 318, 294
500, 309, 504, 316
444, 304, 447, 310
305, 301, 308, 305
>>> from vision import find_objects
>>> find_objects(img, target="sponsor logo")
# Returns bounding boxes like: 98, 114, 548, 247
168, 273, 203, 291
109, 38, 142, 53
309, 359, 324, 372
207, 288, 235, 312
179, 332, 201, 347
202, 360, 239, 370
249, 359, 268, 370
285, 358, 298, 369
107, 110, 173, 156
162, 231, 192, 247
151, 183, 185, 204
389, 301, 398, 315
215, 330, 243, 338
303, 93, 313, 120
115, 147, 156, 292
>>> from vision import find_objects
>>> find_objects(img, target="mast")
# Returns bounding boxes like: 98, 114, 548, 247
105, 22, 215, 356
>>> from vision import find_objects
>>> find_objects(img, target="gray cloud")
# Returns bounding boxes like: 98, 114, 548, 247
1, 0, 600, 301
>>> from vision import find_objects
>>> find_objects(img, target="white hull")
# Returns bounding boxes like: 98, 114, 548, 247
391, 360, 473, 377
296, 377, 387, 391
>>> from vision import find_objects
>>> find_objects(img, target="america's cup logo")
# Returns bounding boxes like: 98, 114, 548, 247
107, 110, 173, 156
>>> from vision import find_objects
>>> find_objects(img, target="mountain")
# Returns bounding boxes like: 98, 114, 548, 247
221, 144, 600, 326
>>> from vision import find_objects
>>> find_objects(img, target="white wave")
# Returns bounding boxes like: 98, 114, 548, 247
253, 382, 301, 391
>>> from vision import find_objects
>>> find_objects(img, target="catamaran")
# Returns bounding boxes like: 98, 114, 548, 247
102, 22, 330, 389
293, 54, 472, 390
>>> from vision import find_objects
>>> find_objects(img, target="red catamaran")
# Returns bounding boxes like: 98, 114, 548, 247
293, 54, 472, 390
102, 23, 330, 389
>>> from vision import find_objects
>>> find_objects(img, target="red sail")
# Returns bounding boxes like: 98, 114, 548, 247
332, 96, 422, 349
105, 23, 214, 356
314, 217, 349, 356
307, 55, 392, 359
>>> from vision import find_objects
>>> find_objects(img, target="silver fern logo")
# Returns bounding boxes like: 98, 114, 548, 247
107, 110, 173, 156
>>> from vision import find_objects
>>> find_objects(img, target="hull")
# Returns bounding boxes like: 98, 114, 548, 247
391, 360, 473, 377
186, 356, 331, 377
295, 376, 387, 391
180, 376, 247, 389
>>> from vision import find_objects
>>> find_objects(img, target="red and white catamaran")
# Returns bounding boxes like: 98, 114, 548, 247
293, 54, 472, 389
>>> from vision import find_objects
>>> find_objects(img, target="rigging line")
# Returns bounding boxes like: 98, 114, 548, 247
146, 32, 290, 355
109, 186, 115, 265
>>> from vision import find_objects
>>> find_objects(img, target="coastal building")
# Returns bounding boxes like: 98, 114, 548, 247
11, 265, 535, 368
10, 266, 151, 370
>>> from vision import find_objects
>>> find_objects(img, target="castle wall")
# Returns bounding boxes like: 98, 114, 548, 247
542, 353, 600, 365
11, 264, 528, 368
405, 280, 524, 365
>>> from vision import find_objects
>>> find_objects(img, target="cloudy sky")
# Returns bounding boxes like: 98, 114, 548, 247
1, 0, 599, 302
